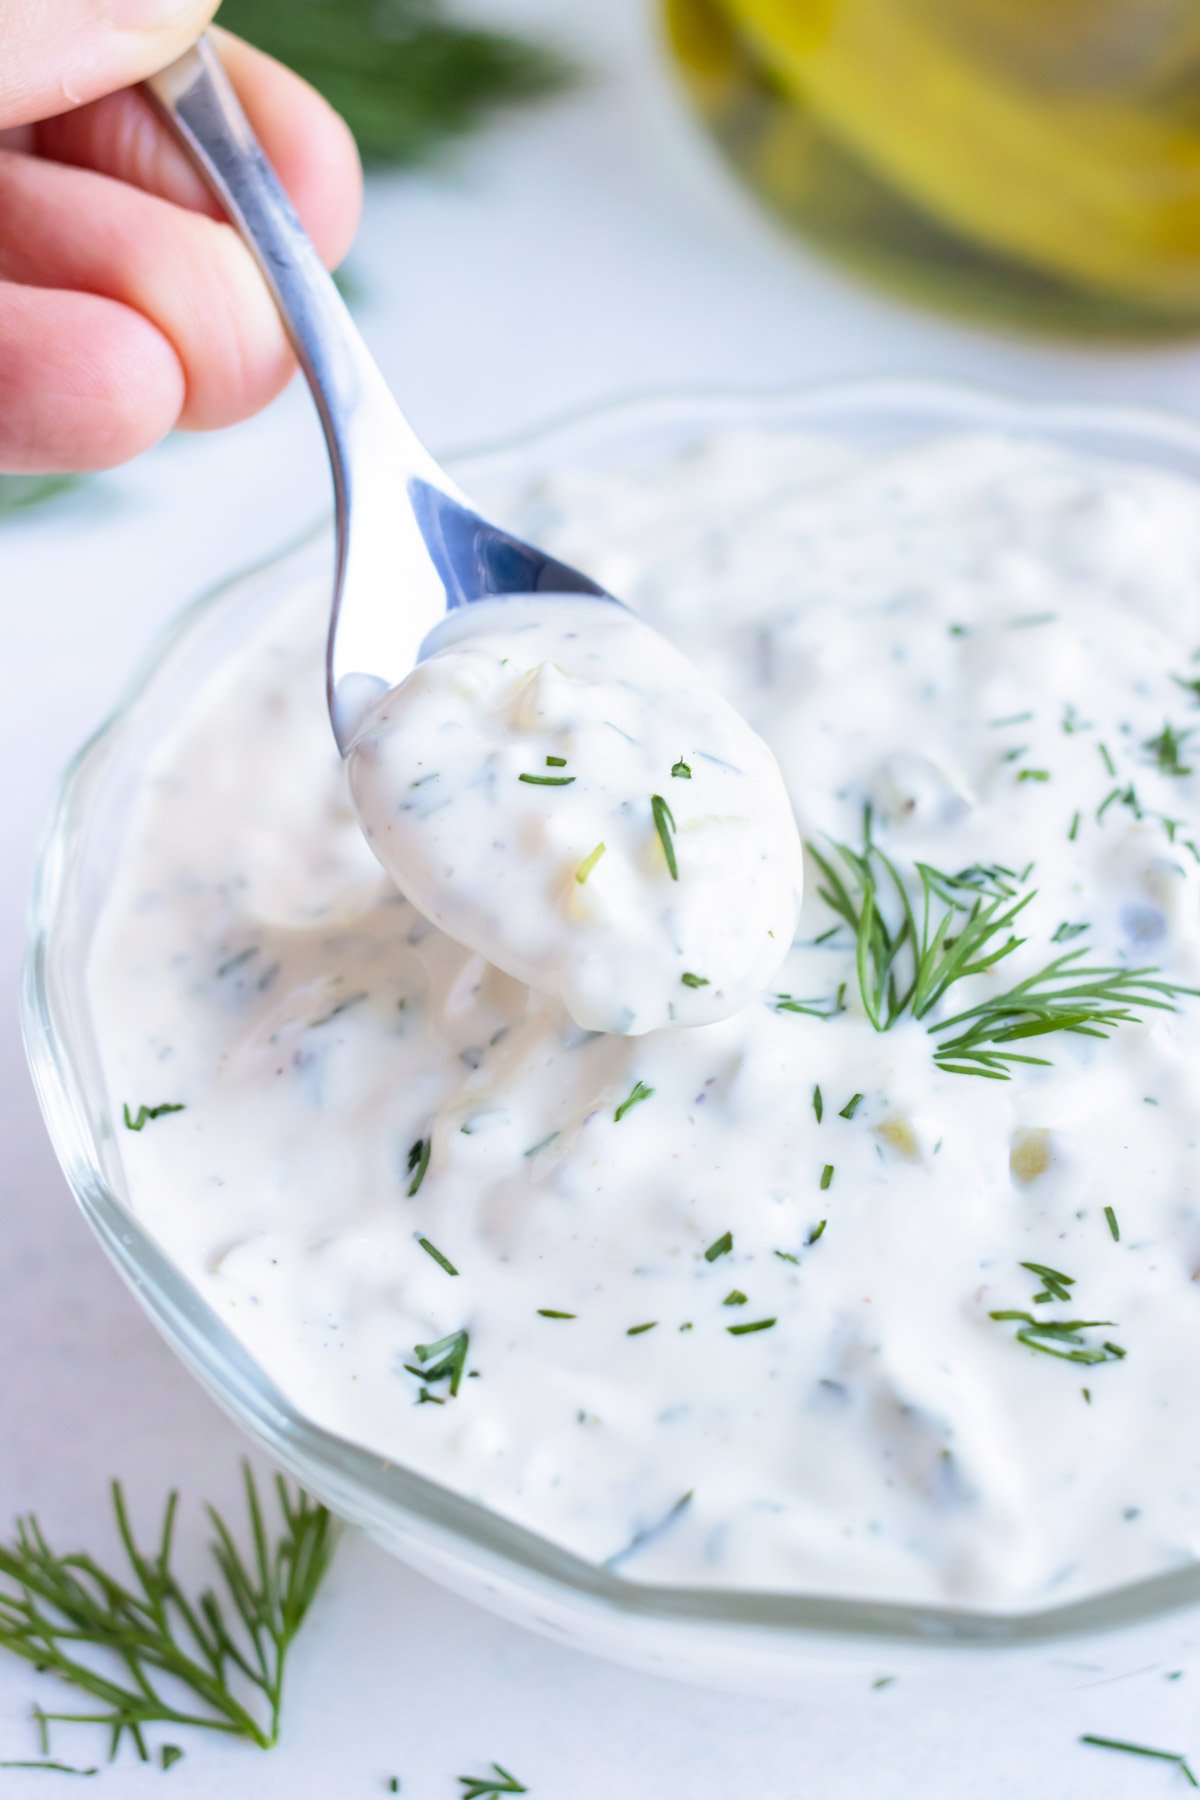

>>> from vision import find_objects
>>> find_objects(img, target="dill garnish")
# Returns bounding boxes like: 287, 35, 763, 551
575, 842, 606, 884
722, 1290, 748, 1307
1080, 1736, 1198, 1786
812, 1084, 824, 1123
626, 1322, 657, 1337
807, 1220, 827, 1245
122, 1103, 185, 1133
820, 1164, 834, 1190
838, 1092, 864, 1120
417, 1237, 458, 1277
807, 813, 1197, 1079
681, 972, 709, 988
650, 795, 678, 880
989, 1310, 1124, 1366
406, 1137, 431, 1196
614, 1080, 654, 1122
1021, 1261, 1073, 1304
458, 1762, 528, 1798
0, 1465, 334, 1764
1104, 1205, 1120, 1242
545, 755, 567, 768
704, 1232, 733, 1262
404, 1329, 469, 1398
671, 759, 692, 779
537, 1309, 576, 1320
727, 1318, 776, 1336
1145, 722, 1194, 776
518, 773, 575, 787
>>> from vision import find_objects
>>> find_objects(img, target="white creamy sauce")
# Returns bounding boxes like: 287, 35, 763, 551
348, 597, 803, 1034
89, 431, 1200, 1610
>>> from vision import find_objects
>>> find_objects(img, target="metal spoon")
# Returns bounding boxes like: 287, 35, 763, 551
146, 34, 612, 754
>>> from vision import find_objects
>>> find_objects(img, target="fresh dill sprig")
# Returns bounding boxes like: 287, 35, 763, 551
650, 795, 678, 880
122, 1103, 185, 1133
457, 1761, 528, 1799
806, 815, 1198, 1079
0, 1465, 335, 1765
1021, 1261, 1073, 1304
220, 0, 576, 169
404, 1329, 469, 1399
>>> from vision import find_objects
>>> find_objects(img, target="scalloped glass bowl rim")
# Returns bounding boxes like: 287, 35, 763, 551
22, 376, 1200, 1662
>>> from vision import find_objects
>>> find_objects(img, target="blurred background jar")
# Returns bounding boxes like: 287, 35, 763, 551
664, 0, 1200, 337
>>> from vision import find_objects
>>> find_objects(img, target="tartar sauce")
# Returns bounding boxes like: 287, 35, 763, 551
90, 429, 1200, 1610
348, 597, 803, 1033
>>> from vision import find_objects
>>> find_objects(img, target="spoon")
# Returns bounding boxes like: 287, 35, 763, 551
146, 34, 613, 754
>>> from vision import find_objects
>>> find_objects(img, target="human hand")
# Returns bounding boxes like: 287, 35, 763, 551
0, 0, 363, 472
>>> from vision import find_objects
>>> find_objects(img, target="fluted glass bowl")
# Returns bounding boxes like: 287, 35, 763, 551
23, 380, 1200, 1701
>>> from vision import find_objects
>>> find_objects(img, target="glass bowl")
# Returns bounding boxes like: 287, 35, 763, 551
23, 380, 1200, 1702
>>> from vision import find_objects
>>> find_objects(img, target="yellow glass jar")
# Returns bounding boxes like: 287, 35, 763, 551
664, 0, 1200, 337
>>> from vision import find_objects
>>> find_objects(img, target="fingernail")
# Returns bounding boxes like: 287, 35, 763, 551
102, 0, 211, 29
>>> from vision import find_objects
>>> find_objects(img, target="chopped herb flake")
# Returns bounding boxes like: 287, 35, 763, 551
651, 793, 678, 880
820, 1163, 834, 1190
406, 1137, 431, 1196
681, 971, 710, 988
575, 841, 606, 884
704, 1232, 733, 1262
122, 1102, 185, 1132
417, 1236, 458, 1277
727, 1318, 776, 1336
614, 1079, 654, 1122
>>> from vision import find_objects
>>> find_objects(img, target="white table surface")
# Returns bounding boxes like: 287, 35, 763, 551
4, 2, 1200, 1793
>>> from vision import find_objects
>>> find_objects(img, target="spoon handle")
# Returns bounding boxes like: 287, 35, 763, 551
145, 35, 441, 492
145, 35, 453, 745
147, 35, 608, 751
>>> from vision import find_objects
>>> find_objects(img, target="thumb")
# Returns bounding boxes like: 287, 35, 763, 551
0, 0, 221, 131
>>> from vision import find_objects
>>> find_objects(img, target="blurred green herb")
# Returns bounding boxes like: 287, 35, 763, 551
0, 474, 83, 518
219, 0, 578, 168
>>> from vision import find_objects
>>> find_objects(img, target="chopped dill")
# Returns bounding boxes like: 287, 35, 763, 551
406, 1137, 431, 1196
417, 1236, 458, 1277
722, 1290, 748, 1306
1021, 1261, 1074, 1304
1080, 1736, 1197, 1787
518, 772, 575, 786
122, 1102, 185, 1133
537, 1309, 576, 1319
807, 1220, 827, 1245
1015, 768, 1050, 783
1068, 810, 1081, 841
545, 754, 567, 767
820, 1164, 834, 1190
727, 1318, 776, 1336
404, 1328, 469, 1398
1051, 921, 1089, 943
458, 1763, 528, 1799
812, 1084, 824, 1123
671, 758, 692, 779
704, 1232, 733, 1262
650, 794, 678, 880
681, 971, 709, 988
838, 1092, 864, 1120
1098, 742, 1117, 777
1104, 1205, 1120, 1242
1144, 722, 1193, 776
626, 1322, 657, 1336
989, 1310, 1123, 1366
614, 1080, 654, 1123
